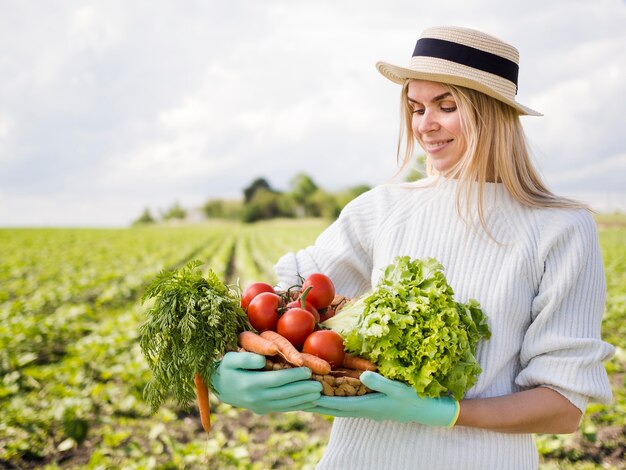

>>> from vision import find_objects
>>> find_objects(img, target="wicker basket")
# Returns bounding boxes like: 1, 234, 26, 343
260, 354, 372, 396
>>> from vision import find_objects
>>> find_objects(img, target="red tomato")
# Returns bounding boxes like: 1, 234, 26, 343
276, 308, 315, 349
302, 330, 345, 369
286, 299, 320, 322
301, 273, 335, 310
247, 292, 280, 332
241, 282, 275, 310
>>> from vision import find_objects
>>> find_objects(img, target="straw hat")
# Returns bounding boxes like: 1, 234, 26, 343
376, 26, 541, 116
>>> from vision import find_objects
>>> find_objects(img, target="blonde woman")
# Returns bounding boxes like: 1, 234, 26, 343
212, 26, 614, 469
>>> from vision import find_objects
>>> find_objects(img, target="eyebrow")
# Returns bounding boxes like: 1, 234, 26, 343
407, 92, 453, 105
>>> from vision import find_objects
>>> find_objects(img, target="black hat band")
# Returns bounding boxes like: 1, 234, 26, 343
412, 38, 519, 92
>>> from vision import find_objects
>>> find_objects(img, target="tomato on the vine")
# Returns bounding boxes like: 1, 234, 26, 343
241, 282, 275, 310
276, 308, 315, 349
247, 292, 280, 332
301, 273, 335, 310
286, 298, 320, 322
302, 330, 346, 369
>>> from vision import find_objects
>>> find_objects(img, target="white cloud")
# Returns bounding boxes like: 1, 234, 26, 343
0, 112, 18, 168
69, 4, 123, 52
551, 153, 626, 186
0, 191, 144, 228
525, 59, 626, 184
1, 0, 626, 226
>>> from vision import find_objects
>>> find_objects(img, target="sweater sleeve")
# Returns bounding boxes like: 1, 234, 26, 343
273, 187, 387, 297
515, 210, 615, 412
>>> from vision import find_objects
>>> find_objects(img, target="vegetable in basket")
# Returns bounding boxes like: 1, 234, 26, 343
322, 256, 491, 401
139, 260, 249, 433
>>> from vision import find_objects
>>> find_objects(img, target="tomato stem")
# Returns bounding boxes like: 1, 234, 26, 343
300, 286, 313, 309
286, 283, 302, 301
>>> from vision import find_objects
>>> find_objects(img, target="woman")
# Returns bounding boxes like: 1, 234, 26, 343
212, 26, 614, 469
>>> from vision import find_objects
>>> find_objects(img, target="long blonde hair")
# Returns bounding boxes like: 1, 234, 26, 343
397, 79, 587, 230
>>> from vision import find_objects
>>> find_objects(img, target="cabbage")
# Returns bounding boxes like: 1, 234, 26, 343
322, 256, 490, 400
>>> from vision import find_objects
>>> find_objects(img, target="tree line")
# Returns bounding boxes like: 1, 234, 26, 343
133, 173, 372, 225
134, 155, 427, 226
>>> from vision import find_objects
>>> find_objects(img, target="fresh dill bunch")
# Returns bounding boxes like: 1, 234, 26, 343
139, 260, 250, 412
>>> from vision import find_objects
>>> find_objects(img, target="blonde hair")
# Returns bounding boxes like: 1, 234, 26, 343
397, 80, 587, 231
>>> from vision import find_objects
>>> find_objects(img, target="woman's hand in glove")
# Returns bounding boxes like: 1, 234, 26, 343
310, 371, 460, 427
211, 351, 322, 414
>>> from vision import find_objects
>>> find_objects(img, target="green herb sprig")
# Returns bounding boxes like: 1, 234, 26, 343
139, 260, 249, 412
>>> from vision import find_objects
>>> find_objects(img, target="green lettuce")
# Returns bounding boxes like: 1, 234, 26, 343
322, 256, 490, 400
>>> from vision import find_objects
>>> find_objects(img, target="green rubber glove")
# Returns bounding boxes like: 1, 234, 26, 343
310, 371, 460, 427
212, 351, 322, 414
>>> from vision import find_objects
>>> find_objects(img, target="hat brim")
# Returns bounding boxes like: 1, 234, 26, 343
376, 60, 542, 116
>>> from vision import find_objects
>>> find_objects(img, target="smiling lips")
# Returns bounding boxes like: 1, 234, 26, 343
423, 139, 453, 152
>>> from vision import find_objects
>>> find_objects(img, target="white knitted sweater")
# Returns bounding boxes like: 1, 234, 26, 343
274, 176, 614, 470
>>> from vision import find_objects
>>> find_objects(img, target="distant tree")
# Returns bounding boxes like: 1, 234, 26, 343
276, 193, 297, 219
334, 184, 372, 212
234, 174, 375, 222
287, 173, 319, 217
243, 177, 273, 203
162, 201, 187, 220
290, 173, 318, 204
202, 199, 243, 219
242, 188, 295, 223
203, 200, 224, 218
132, 207, 156, 225
306, 188, 339, 219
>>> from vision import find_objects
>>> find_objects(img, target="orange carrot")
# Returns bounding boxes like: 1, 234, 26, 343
300, 352, 332, 375
238, 331, 279, 356
342, 354, 377, 371
260, 330, 305, 366
194, 372, 210, 433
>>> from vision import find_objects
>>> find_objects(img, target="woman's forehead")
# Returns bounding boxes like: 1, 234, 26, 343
407, 80, 453, 102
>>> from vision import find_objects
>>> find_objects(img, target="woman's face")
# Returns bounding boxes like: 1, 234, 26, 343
407, 80, 466, 174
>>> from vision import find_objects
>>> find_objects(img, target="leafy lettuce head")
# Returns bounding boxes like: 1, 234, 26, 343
323, 256, 490, 400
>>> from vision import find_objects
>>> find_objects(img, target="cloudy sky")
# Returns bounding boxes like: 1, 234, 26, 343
1, 0, 625, 227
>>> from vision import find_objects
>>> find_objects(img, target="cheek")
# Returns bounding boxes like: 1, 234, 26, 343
444, 113, 463, 136
444, 116, 465, 150
453, 123, 464, 141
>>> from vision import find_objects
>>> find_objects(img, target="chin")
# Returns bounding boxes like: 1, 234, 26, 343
431, 163, 453, 174
429, 156, 460, 175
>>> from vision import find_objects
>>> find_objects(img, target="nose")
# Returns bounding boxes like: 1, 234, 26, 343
415, 109, 439, 134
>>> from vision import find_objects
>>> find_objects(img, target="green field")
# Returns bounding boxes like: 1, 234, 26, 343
1, 218, 624, 469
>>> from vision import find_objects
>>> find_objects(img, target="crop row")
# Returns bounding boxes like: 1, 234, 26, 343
0, 226, 230, 375
0, 220, 623, 469
0, 221, 328, 467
